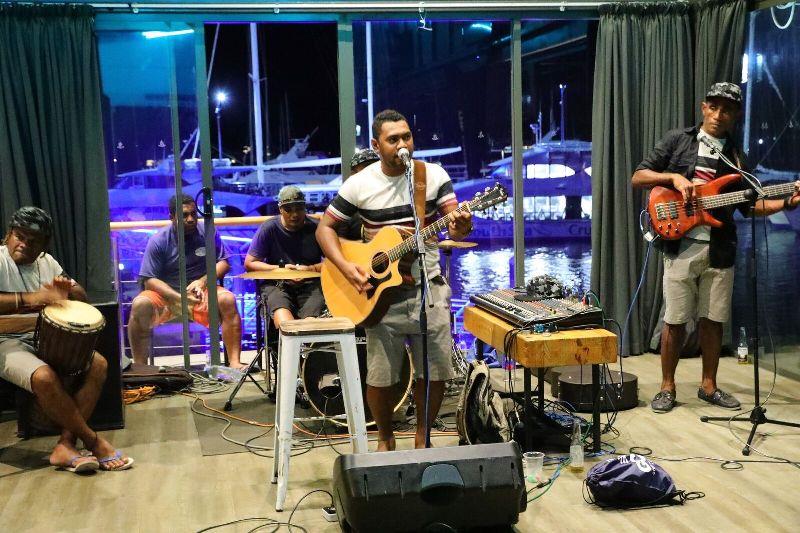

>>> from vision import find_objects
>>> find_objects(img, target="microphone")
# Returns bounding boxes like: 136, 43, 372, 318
699, 134, 765, 197
397, 147, 412, 168
698, 135, 719, 154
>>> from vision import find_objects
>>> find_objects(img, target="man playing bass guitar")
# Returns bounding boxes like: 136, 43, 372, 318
632, 82, 800, 413
316, 109, 472, 451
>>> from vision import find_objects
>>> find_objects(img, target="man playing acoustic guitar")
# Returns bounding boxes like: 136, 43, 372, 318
632, 82, 800, 413
317, 109, 472, 451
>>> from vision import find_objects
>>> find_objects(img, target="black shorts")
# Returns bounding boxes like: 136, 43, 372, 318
260, 281, 325, 319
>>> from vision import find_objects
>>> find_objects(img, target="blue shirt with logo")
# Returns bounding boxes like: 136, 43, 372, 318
138, 222, 228, 290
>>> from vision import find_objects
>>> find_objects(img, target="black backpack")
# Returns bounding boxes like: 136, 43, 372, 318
456, 360, 510, 445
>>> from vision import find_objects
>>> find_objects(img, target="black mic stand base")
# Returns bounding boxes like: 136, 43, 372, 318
701, 407, 800, 456
699, 194, 800, 456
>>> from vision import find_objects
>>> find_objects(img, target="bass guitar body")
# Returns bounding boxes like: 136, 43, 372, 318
321, 226, 407, 327
647, 173, 741, 240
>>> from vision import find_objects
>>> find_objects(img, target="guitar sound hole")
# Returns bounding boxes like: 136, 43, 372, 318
371, 252, 390, 274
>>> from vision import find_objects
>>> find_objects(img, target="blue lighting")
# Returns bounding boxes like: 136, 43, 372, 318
469, 23, 493, 33
142, 29, 194, 40
215, 91, 228, 105
118, 263, 125, 271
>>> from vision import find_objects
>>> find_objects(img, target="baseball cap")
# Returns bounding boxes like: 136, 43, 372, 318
705, 82, 742, 105
349, 148, 380, 171
277, 185, 306, 207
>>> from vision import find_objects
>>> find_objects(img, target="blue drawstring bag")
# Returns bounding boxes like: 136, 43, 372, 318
584, 454, 704, 509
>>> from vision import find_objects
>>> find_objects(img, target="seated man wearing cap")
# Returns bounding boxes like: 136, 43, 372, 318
244, 185, 324, 330
632, 82, 800, 413
127, 194, 244, 368
0, 207, 131, 472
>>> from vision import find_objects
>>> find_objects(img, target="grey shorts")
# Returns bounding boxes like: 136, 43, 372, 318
663, 239, 735, 325
364, 278, 455, 387
0, 334, 47, 393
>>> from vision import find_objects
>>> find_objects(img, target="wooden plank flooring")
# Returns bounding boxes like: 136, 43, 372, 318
1, 353, 798, 532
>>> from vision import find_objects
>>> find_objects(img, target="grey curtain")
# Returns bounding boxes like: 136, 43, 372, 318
0, 4, 113, 301
591, 2, 693, 356
592, 0, 747, 356
693, 0, 747, 118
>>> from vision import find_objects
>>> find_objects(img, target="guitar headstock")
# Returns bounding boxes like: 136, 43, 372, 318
468, 183, 508, 212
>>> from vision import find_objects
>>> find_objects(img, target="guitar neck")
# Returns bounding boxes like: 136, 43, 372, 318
698, 182, 796, 210
387, 203, 472, 262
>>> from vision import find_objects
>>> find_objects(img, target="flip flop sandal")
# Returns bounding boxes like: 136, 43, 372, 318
59, 455, 100, 474
98, 451, 135, 471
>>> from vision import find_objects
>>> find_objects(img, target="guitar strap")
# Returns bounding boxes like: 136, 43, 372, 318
398, 160, 428, 283
413, 159, 428, 223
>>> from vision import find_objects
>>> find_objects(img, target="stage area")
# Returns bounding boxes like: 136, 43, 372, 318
1, 353, 798, 532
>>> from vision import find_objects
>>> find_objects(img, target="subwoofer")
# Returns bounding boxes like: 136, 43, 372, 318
332, 442, 526, 532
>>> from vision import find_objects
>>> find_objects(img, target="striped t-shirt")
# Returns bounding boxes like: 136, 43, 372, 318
687, 130, 726, 241
326, 161, 457, 282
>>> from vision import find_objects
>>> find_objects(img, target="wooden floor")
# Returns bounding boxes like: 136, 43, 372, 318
1, 353, 799, 532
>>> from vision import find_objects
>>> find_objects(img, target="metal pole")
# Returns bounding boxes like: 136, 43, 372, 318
511, 19, 524, 287
193, 24, 222, 366
559, 83, 566, 145
169, 39, 192, 368
250, 23, 266, 184
337, 17, 356, 180
216, 108, 223, 158
366, 21, 374, 135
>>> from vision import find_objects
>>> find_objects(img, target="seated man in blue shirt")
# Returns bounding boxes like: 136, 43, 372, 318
244, 186, 324, 330
127, 195, 244, 368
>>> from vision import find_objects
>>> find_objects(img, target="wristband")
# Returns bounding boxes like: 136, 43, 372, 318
784, 197, 798, 212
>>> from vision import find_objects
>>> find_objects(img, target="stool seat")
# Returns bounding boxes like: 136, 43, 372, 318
279, 317, 355, 336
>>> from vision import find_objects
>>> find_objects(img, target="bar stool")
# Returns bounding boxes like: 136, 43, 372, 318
271, 317, 368, 511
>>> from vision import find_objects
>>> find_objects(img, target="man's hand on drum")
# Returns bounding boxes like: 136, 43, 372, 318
27, 282, 69, 309
285, 263, 314, 283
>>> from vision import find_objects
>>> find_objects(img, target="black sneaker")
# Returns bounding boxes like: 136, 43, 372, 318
697, 388, 741, 409
651, 390, 676, 413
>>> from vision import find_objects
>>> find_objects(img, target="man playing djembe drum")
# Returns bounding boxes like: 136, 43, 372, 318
0, 207, 132, 473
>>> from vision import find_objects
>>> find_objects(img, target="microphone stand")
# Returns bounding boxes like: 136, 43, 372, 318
404, 157, 436, 448
699, 138, 800, 454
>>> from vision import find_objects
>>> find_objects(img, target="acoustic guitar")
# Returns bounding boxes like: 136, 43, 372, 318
647, 173, 798, 240
321, 184, 508, 326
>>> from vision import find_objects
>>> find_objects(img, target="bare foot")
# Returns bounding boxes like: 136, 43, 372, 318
88, 435, 130, 470
376, 437, 396, 452
49, 441, 97, 469
228, 361, 249, 370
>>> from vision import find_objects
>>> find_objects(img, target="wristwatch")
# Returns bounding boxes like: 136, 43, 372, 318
784, 197, 798, 212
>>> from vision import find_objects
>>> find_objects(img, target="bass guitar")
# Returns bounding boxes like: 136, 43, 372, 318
647, 173, 797, 240
321, 184, 508, 326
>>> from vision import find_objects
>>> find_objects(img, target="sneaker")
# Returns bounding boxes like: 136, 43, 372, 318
651, 390, 676, 413
697, 388, 741, 409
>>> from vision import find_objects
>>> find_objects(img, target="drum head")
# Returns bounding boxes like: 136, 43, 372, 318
42, 300, 105, 330
302, 343, 413, 427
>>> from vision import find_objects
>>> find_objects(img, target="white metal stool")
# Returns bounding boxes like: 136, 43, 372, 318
271, 317, 368, 511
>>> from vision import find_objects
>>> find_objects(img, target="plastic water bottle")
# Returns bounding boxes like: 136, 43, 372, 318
569, 418, 584, 472
737, 327, 748, 364
204, 354, 244, 382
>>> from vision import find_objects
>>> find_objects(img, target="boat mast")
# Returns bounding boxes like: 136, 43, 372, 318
250, 23, 266, 184
366, 21, 375, 142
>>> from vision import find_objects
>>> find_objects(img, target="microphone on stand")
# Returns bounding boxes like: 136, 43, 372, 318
398, 147, 413, 168
698, 135, 764, 197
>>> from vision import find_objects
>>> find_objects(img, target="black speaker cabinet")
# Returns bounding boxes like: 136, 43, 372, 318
332, 442, 526, 532
88, 301, 125, 430
17, 301, 125, 437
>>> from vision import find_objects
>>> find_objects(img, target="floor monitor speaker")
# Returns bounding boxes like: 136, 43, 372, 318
332, 442, 526, 532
